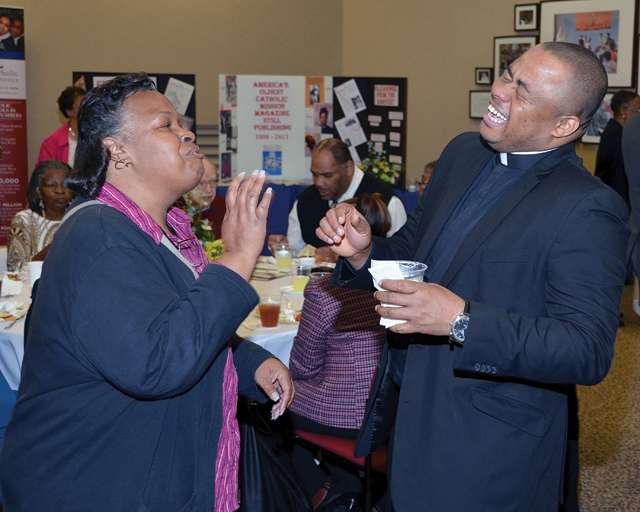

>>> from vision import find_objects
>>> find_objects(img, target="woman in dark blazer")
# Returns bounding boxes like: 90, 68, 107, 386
0, 73, 293, 512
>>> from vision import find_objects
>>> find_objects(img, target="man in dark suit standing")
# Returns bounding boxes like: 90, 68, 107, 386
595, 90, 640, 208
316, 43, 629, 511
622, 105, 640, 314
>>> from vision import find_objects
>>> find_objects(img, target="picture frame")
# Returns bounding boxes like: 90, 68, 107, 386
469, 90, 491, 119
515, 3, 540, 31
581, 92, 613, 143
475, 67, 493, 85
540, 0, 638, 88
493, 36, 538, 80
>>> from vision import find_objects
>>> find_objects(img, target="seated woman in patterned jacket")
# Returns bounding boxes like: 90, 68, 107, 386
288, 193, 389, 510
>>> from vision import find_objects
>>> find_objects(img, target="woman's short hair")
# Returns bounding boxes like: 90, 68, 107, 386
344, 192, 391, 237
57, 86, 85, 118
65, 73, 157, 198
28, 160, 71, 214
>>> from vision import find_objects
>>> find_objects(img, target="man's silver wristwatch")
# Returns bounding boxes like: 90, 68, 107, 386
448, 301, 470, 347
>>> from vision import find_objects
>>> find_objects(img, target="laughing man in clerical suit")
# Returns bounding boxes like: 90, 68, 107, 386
316, 43, 629, 511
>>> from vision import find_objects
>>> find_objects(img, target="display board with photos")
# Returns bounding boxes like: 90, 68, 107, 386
72, 72, 197, 130
219, 75, 408, 187
331, 77, 408, 188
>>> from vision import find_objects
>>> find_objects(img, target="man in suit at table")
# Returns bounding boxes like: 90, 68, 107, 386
268, 138, 407, 256
316, 42, 628, 511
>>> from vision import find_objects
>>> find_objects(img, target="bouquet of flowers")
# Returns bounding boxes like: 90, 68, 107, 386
181, 191, 225, 261
357, 142, 401, 184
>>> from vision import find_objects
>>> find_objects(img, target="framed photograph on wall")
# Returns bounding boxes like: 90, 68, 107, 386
540, 0, 637, 87
475, 67, 493, 85
515, 4, 539, 31
469, 91, 491, 119
493, 36, 538, 80
582, 92, 614, 143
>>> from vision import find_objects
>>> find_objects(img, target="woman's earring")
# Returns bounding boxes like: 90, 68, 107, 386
112, 157, 132, 170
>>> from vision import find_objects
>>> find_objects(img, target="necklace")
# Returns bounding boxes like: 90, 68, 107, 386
68, 125, 77, 140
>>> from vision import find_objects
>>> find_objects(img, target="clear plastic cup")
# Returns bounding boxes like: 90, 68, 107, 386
280, 286, 304, 323
273, 242, 292, 273
397, 261, 428, 282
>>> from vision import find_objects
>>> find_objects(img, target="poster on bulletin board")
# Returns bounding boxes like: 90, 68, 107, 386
219, 74, 407, 186
332, 77, 407, 188
72, 71, 197, 130
0, 5, 27, 245
219, 75, 314, 182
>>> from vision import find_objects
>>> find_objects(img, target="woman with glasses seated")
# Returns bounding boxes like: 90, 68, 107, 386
7, 160, 73, 272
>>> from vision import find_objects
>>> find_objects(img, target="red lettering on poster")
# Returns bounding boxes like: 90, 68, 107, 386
253, 80, 292, 137
0, 100, 28, 244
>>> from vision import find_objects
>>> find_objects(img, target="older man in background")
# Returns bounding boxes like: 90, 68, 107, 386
595, 90, 640, 208
269, 138, 407, 256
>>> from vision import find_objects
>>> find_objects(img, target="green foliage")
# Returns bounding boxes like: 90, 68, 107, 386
357, 142, 402, 184
180, 192, 225, 261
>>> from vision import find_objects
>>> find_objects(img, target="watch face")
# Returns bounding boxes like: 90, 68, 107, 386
453, 315, 470, 341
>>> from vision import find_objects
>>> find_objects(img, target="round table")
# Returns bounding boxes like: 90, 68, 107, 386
0, 266, 300, 393
0, 281, 30, 390
238, 274, 299, 366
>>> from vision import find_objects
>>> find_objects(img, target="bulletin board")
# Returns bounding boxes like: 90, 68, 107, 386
332, 77, 408, 187
218, 74, 407, 186
72, 71, 197, 130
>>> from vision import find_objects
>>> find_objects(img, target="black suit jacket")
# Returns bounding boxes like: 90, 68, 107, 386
336, 132, 628, 511
595, 119, 629, 207
622, 114, 640, 275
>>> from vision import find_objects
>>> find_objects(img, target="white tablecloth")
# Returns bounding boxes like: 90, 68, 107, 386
0, 271, 298, 391
239, 275, 298, 366
0, 281, 30, 390
0, 246, 7, 273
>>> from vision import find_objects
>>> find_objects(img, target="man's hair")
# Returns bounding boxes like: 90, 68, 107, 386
66, 73, 156, 198
319, 107, 328, 116
541, 42, 608, 124
315, 138, 352, 165
57, 86, 86, 118
610, 90, 638, 117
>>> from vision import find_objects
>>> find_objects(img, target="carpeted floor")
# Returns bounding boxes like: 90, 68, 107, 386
578, 284, 640, 511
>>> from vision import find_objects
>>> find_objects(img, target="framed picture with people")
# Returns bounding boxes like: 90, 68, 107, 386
475, 67, 493, 85
514, 4, 539, 31
582, 92, 614, 144
493, 35, 538, 81
540, 0, 637, 87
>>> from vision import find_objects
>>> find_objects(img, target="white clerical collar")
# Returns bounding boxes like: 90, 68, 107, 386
329, 167, 364, 205
500, 148, 556, 165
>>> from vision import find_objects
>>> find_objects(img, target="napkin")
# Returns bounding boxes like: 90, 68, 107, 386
0, 301, 28, 328
368, 260, 406, 328
0, 274, 23, 297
